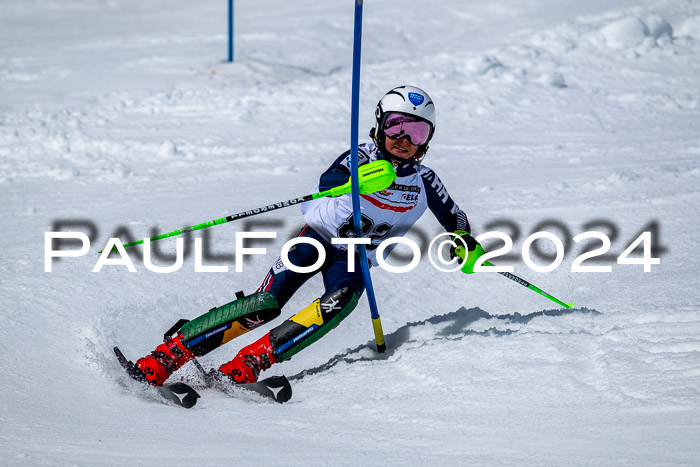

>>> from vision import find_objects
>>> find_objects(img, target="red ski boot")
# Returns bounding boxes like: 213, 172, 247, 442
135, 333, 194, 386
219, 333, 276, 384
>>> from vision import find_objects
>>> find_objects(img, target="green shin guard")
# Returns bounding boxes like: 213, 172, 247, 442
269, 287, 359, 362
180, 291, 281, 355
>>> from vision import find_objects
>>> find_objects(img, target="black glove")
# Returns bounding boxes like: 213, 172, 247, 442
449, 230, 479, 260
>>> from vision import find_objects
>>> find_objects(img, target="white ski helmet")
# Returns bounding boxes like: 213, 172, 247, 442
371, 85, 436, 164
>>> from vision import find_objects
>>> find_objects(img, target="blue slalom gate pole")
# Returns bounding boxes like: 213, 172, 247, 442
349, 0, 386, 352
228, 0, 234, 62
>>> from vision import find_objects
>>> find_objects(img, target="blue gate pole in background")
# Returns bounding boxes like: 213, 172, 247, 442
228, 0, 234, 62
349, 0, 386, 353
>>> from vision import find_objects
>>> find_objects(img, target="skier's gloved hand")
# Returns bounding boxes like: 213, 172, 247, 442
450, 230, 486, 274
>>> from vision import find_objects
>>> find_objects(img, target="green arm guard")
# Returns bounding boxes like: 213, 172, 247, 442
452, 230, 486, 274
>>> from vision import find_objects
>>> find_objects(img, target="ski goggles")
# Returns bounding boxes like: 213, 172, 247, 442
382, 112, 432, 146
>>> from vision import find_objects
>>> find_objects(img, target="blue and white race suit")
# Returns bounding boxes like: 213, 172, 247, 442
258, 142, 470, 307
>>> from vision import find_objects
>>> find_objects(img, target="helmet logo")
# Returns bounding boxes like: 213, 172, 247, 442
408, 92, 424, 106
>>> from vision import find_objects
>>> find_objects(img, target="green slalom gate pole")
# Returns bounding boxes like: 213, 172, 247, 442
483, 261, 574, 309
100, 159, 395, 252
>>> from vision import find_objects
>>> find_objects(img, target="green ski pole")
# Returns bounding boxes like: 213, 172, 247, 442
454, 241, 573, 309
100, 159, 395, 252
483, 261, 574, 309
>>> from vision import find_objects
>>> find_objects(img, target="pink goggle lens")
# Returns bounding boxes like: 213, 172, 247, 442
383, 113, 431, 146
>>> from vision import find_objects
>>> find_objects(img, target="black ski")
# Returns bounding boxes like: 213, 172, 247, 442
217, 375, 293, 404
193, 359, 292, 404
114, 346, 200, 409
114, 346, 291, 406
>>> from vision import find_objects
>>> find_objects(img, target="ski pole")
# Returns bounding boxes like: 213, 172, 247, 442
100, 159, 395, 252
484, 261, 574, 309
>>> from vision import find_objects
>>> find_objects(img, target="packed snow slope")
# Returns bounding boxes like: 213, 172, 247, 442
2, 0, 700, 464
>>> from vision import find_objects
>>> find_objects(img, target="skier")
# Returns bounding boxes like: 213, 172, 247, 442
133, 85, 480, 387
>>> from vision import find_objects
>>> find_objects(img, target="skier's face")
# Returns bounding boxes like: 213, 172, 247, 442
384, 133, 419, 160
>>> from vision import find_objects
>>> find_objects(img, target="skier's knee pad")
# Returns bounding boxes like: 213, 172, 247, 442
180, 291, 281, 355
269, 287, 358, 362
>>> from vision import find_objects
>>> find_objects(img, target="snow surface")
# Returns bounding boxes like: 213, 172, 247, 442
2, 0, 700, 464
